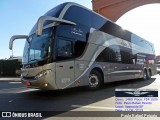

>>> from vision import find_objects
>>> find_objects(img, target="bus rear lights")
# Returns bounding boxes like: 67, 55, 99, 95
25, 81, 31, 86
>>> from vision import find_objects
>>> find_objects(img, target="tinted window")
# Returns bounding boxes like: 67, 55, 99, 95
96, 45, 137, 64
56, 39, 73, 61
96, 46, 122, 63
75, 41, 87, 58
91, 13, 107, 29
96, 49, 106, 62
100, 21, 131, 42
43, 3, 66, 26
64, 6, 107, 29
109, 47, 121, 63
121, 50, 133, 64
131, 34, 154, 54
133, 48, 156, 65
29, 3, 66, 35
120, 46, 133, 64
64, 6, 91, 27
24, 28, 52, 64
55, 25, 89, 42
136, 54, 146, 64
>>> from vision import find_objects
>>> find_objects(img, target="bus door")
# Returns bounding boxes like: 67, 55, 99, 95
55, 38, 75, 89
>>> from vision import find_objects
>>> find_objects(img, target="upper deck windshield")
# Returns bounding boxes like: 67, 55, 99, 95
29, 3, 66, 35
22, 3, 68, 64
22, 28, 53, 64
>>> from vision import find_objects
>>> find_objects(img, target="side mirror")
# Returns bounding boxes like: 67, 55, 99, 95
36, 16, 76, 36
9, 35, 28, 50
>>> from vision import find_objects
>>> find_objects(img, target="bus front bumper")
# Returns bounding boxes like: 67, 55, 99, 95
21, 70, 57, 90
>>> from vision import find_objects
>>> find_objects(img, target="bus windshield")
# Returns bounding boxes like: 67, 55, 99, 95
23, 28, 53, 64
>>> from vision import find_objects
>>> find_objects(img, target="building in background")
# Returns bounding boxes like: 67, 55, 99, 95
156, 55, 160, 62
0, 57, 21, 77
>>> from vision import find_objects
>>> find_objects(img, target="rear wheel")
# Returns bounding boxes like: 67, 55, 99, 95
88, 70, 103, 90
147, 70, 152, 79
142, 70, 148, 80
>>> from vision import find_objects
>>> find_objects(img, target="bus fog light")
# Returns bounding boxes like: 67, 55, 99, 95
44, 83, 48, 87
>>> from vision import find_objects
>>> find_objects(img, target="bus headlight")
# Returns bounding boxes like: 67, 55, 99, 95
35, 70, 50, 79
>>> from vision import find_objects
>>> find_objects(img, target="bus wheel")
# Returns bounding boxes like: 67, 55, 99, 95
147, 70, 152, 79
89, 70, 103, 89
142, 70, 148, 80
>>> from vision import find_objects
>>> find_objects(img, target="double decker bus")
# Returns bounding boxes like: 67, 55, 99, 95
9, 2, 156, 90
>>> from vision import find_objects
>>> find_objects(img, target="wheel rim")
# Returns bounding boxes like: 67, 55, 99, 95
89, 74, 99, 87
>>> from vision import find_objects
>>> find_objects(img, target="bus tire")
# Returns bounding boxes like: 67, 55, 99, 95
147, 69, 152, 79
142, 69, 148, 80
88, 70, 103, 89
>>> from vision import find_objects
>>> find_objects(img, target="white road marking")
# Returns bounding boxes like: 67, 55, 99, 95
0, 87, 26, 91
9, 82, 22, 84
0, 87, 38, 94
0, 87, 28, 94
16, 89, 39, 93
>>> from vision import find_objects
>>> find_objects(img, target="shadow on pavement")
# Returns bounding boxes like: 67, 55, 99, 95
0, 78, 157, 118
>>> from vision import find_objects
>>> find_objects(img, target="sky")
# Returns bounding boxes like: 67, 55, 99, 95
0, 0, 160, 59
116, 4, 160, 56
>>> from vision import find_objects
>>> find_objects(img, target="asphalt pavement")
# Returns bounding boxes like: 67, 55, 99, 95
0, 75, 160, 120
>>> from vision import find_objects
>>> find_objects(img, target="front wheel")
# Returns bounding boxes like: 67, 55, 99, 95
88, 70, 103, 90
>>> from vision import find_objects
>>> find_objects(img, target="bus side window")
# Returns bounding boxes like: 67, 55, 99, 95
75, 41, 87, 58
121, 50, 133, 64
56, 39, 74, 61
108, 47, 121, 63
96, 47, 122, 63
